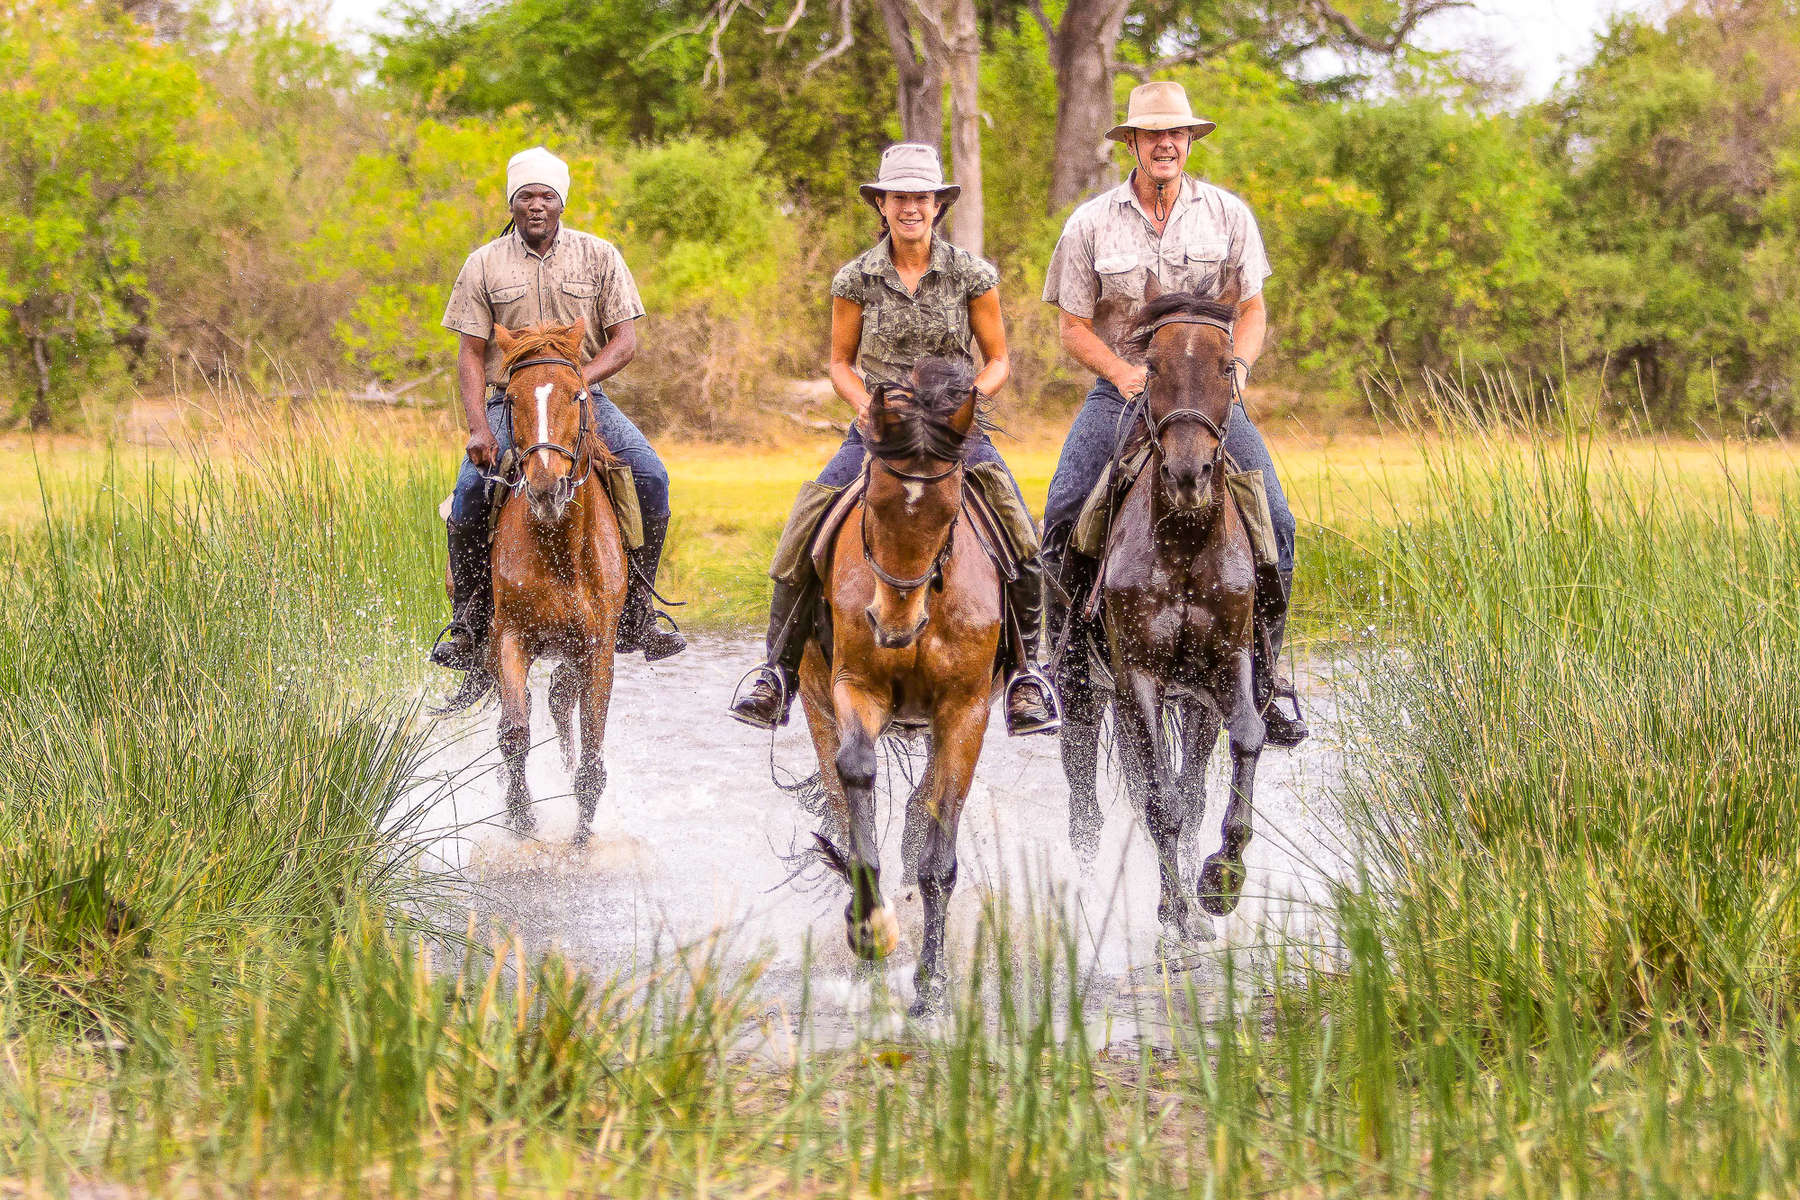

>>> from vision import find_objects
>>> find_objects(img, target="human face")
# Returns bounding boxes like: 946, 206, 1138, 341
510, 184, 564, 247
880, 191, 939, 247
1129, 128, 1192, 187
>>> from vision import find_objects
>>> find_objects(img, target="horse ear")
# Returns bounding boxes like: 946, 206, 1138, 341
562, 319, 586, 357
492, 323, 516, 354
1143, 271, 1163, 303
1216, 273, 1242, 312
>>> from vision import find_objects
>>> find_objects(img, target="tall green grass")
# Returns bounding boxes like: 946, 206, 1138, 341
6, 404, 1800, 1196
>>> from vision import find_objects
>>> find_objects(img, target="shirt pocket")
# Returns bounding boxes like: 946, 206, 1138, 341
1179, 242, 1229, 295
560, 277, 601, 301
1094, 252, 1144, 301
487, 282, 529, 305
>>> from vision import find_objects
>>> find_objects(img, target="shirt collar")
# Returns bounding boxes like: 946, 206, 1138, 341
1114, 171, 1198, 222
867, 235, 950, 288
512, 225, 562, 261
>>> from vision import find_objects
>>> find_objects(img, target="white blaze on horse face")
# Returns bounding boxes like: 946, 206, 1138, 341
534, 383, 554, 471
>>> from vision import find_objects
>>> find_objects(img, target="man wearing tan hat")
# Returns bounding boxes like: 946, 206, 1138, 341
1040, 82, 1306, 746
433, 146, 684, 690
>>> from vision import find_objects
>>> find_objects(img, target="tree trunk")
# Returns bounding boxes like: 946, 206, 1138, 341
877, 0, 943, 147
27, 331, 52, 431
911, 0, 982, 257
1046, 0, 1132, 214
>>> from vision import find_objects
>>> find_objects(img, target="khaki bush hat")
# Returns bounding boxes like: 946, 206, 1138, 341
1105, 81, 1216, 143
858, 143, 960, 221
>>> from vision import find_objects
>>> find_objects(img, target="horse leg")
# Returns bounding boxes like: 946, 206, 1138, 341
900, 756, 937, 886
1174, 699, 1222, 895
797, 649, 849, 847
1056, 644, 1106, 864
570, 643, 615, 847
910, 698, 988, 1017
832, 683, 898, 962
1200, 651, 1266, 917
1114, 666, 1199, 945
495, 631, 535, 838
549, 662, 581, 774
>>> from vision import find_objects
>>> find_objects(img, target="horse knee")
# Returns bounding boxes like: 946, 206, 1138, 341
836, 735, 876, 796
498, 724, 529, 763
916, 853, 957, 905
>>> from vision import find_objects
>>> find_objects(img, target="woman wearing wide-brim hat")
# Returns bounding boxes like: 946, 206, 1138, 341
729, 143, 1057, 738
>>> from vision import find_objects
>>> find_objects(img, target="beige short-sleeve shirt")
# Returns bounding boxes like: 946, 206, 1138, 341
442, 228, 646, 386
1042, 174, 1270, 360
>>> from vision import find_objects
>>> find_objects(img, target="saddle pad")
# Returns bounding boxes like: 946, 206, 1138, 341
807, 471, 869, 584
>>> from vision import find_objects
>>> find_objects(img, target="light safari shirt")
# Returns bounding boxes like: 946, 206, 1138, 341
1041, 173, 1270, 361
830, 235, 1000, 392
442, 228, 646, 387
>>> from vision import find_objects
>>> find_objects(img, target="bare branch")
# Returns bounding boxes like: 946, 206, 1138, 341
764, 0, 808, 42
1023, 0, 1057, 56
1305, 0, 1468, 53
803, 0, 856, 73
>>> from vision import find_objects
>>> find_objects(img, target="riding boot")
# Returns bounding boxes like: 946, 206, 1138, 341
615, 511, 687, 661
1254, 565, 1309, 747
727, 578, 815, 730
1002, 556, 1061, 736
431, 520, 494, 673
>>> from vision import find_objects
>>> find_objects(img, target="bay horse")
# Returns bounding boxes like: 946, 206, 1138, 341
798, 358, 1001, 1016
484, 320, 629, 843
1089, 283, 1266, 945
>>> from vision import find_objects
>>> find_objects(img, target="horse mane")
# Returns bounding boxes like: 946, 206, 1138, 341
863, 357, 992, 464
1122, 292, 1237, 357
499, 323, 581, 370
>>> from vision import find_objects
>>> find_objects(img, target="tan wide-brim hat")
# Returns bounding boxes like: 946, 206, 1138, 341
1105, 81, 1217, 143
858, 143, 960, 222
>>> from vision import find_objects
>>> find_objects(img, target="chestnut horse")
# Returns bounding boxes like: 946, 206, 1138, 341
484, 320, 629, 843
1095, 284, 1266, 945
799, 359, 1001, 1016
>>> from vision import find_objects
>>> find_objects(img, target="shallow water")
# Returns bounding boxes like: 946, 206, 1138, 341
410, 636, 1352, 1047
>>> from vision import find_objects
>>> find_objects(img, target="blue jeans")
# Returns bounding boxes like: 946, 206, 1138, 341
448, 386, 671, 540
818, 425, 1026, 507
1044, 379, 1294, 578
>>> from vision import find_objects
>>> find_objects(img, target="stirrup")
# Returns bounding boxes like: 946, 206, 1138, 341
1004, 664, 1062, 736
429, 620, 481, 671
728, 664, 792, 731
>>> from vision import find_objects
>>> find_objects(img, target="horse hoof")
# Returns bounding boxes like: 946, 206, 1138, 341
848, 906, 900, 961
1197, 853, 1245, 916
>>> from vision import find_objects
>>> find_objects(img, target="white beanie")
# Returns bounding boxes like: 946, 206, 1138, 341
506, 146, 570, 207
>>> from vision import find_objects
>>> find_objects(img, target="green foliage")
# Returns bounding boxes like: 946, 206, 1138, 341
0, 0, 201, 426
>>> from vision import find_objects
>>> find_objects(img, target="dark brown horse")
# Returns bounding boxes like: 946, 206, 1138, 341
1093, 283, 1266, 945
799, 359, 1002, 1015
485, 320, 629, 843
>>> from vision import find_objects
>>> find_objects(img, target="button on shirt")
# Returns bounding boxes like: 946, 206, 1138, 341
830, 235, 1000, 392
1041, 174, 1270, 361
442, 228, 646, 387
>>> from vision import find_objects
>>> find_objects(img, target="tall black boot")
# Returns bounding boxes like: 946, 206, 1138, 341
616, 511, 687, 661
1002, 556, 1060, 736
1254, 565, 1309, 747
431, 520, 494, 672
727, 579, 815, 730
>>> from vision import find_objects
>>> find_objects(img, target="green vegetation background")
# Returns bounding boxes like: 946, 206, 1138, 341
6, 0, 1800, 433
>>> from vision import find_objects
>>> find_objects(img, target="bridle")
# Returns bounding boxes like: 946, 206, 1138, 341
859, 385, 966, 594
485, 354, 596, 494
1138, 311, 1236, 468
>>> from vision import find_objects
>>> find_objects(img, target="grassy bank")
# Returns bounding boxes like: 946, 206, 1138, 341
4, 406, 1800, 1194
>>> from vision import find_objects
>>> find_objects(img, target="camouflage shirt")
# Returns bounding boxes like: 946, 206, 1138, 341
830, 235, 1000, 392
442, 227, 645, 387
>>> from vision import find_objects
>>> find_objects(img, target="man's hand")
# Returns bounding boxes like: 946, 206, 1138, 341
1111, 363, 1148, 399
465, 424, 500, 470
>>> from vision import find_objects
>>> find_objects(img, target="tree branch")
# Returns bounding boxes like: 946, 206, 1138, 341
1023, 0, 1057, 56
1305, 0, 1467, 53
764, 0, 808, 42
803, 0, 856, 73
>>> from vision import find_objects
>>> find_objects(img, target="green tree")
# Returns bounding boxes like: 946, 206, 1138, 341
0, 0, 201, 427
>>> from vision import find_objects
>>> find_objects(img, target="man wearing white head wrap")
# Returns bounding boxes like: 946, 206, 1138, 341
433, 146, 685, 688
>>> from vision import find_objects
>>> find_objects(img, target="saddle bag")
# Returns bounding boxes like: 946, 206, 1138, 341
1072, 446, 1280, 570
599, 460, 645, 550
1224, 469, 1279, 569
966, 461, 1042, 568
